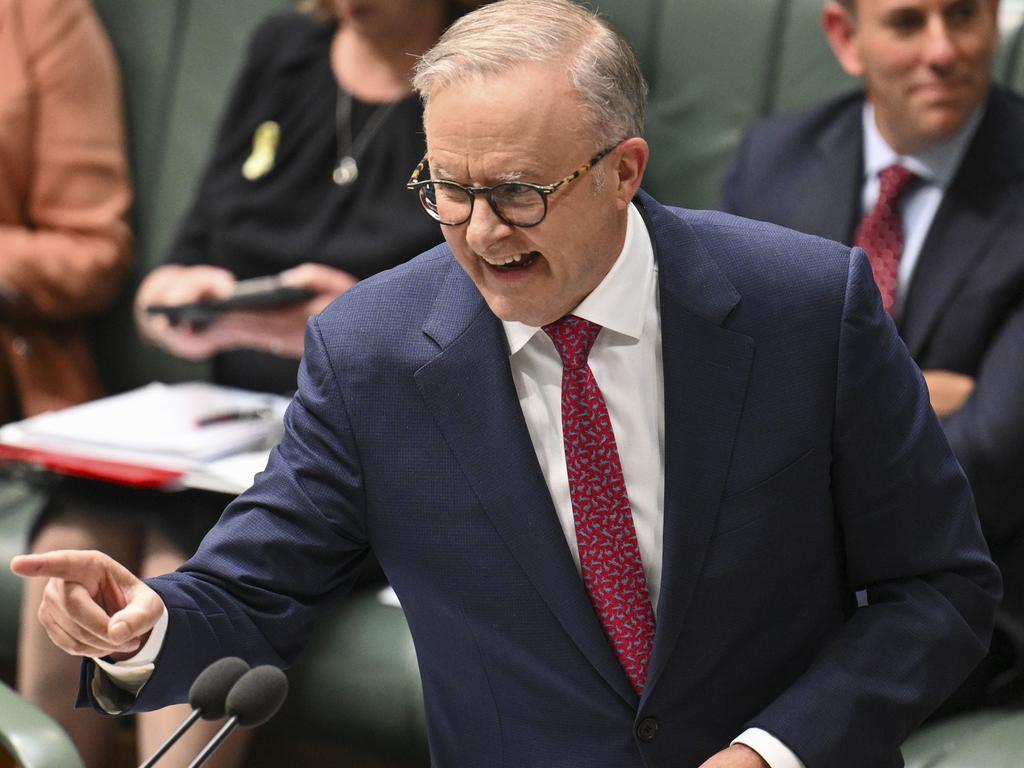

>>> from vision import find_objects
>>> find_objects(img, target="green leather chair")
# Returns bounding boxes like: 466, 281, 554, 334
1006, 21, 1024, 89
903, 709, 1024, 768
0, 478, 48, 667
0, 680, 84, 768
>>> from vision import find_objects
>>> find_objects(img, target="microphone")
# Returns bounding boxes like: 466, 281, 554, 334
138, 656, 250, 768
185, 665, 289, 768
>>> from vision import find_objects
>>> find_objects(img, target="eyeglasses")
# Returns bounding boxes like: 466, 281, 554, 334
405, 143, 619, 228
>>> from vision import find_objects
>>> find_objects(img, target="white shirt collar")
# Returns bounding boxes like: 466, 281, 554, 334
502, 202, 655, 355
862, 99, 984, 188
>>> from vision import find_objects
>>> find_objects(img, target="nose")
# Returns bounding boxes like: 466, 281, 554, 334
922, 16, 957, 70
463, 193, 515, 255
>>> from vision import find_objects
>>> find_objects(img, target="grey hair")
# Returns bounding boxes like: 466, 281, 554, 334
412, 0, 647, 147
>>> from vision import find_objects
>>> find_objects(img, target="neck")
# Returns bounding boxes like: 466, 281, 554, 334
331, 11, 445, 102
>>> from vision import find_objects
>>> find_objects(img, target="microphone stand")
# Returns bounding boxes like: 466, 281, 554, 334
185, 716, 239, 768
139, 709, 202, 768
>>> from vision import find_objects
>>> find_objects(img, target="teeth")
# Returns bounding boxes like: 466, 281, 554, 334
482, 253, 527, 266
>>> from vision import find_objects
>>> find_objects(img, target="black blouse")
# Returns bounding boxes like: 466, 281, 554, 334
166, 11, 442, 393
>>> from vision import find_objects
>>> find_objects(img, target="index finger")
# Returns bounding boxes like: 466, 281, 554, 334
11, 550, 111, 581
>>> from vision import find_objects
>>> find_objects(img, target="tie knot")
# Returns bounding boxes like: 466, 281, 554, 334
543, 315, 601, 370
878, 164, 916, 205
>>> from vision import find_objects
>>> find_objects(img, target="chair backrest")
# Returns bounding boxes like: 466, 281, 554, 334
1003, 21, 1024, 89
0, 479, 47, 663
0, 681, 84, 768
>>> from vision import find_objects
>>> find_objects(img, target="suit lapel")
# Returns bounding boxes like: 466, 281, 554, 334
898, 183, 994, 355
633, 195, 755, 700
414, 258, 637, 705
900, 90, 1024, 356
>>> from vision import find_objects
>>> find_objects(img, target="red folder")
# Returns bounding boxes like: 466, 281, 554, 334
0, 444, 184, 489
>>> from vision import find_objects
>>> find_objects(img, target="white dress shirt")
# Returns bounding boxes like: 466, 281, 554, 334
860, 101, 983, 318
107, 203, 804, 766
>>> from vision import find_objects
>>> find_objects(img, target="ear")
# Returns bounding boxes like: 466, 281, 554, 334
611, 137, 649, 210
822, 2, 865, 78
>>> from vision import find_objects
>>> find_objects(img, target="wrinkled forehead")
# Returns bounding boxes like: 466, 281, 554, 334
422, 73, 595, 183
422, 63, 590, 153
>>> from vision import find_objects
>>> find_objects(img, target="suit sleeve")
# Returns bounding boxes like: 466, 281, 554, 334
79, 315, 371, 712
939, 297, 1024, 543
0, 0, 132, 321
747, 250, 1001, 767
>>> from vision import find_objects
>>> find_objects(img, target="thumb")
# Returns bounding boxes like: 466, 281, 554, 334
276, 263, 315, 287
107, 585, 163, 644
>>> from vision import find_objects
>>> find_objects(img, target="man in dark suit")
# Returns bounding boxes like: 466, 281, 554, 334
722, 0, 1024, 709
12, 1, 1000, 766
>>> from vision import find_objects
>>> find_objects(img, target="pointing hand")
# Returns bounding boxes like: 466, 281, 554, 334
11, 549, 165, 660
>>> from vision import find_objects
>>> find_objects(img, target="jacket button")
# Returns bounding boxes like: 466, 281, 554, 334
636, 716, 659, 742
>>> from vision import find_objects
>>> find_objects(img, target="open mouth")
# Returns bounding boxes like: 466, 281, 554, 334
482, 251, 541, 271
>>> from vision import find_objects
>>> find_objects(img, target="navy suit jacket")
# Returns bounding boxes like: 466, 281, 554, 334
722, 87, 1024, 655
86, 192, 999, 767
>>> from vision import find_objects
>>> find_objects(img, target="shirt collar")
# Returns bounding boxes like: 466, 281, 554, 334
502, 202, 655, 355
862, 99, 984, 188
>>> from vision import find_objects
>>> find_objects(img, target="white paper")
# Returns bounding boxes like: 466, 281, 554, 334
0, 383, 291, 494
6, 382, 289, 462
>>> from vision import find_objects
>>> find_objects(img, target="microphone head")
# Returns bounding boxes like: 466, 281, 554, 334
225, 665, 289, 728
188, 657, 251, 720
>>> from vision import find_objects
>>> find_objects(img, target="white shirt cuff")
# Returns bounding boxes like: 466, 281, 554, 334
733, 728, 806, 768
94, 605, 169, 691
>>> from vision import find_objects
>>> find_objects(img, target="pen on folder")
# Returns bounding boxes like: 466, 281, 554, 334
195, 407, 272, 427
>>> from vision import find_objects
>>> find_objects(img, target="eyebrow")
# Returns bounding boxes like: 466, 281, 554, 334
429, 163, 534, 185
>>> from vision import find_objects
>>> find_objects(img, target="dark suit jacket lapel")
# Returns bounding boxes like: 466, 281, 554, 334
414, 257, 637, 705
900, 89, 1024, 356
633, 193, 755, 700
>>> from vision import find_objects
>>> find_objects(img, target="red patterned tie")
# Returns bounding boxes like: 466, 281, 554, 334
543, 315, 656, 695
853, 164, 917, 315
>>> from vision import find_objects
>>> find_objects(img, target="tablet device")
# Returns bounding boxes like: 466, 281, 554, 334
146, 276, 314, 328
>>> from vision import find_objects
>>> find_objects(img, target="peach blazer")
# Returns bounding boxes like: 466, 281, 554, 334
0, 0, 132, 422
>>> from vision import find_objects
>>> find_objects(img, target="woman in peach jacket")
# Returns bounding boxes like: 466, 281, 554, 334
0, 0, 132, 424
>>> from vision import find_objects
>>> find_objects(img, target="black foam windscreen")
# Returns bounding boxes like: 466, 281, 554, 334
224, 665, 289, 728
188, 657, 251, 719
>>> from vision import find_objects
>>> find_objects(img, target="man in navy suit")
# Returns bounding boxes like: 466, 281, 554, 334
723, 0, 1024, 710
13, 1, 1000, 766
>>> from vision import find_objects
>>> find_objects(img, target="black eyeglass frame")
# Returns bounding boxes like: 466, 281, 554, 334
405, 142, 620, 228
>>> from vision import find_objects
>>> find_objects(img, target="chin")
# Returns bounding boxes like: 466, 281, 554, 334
919, 111, 970, 144
484, 299, 551, 327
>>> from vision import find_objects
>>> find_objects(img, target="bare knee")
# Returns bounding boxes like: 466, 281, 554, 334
30, 505, 143, 565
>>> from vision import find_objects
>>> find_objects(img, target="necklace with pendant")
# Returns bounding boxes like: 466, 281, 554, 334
333, 88, 398, 186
